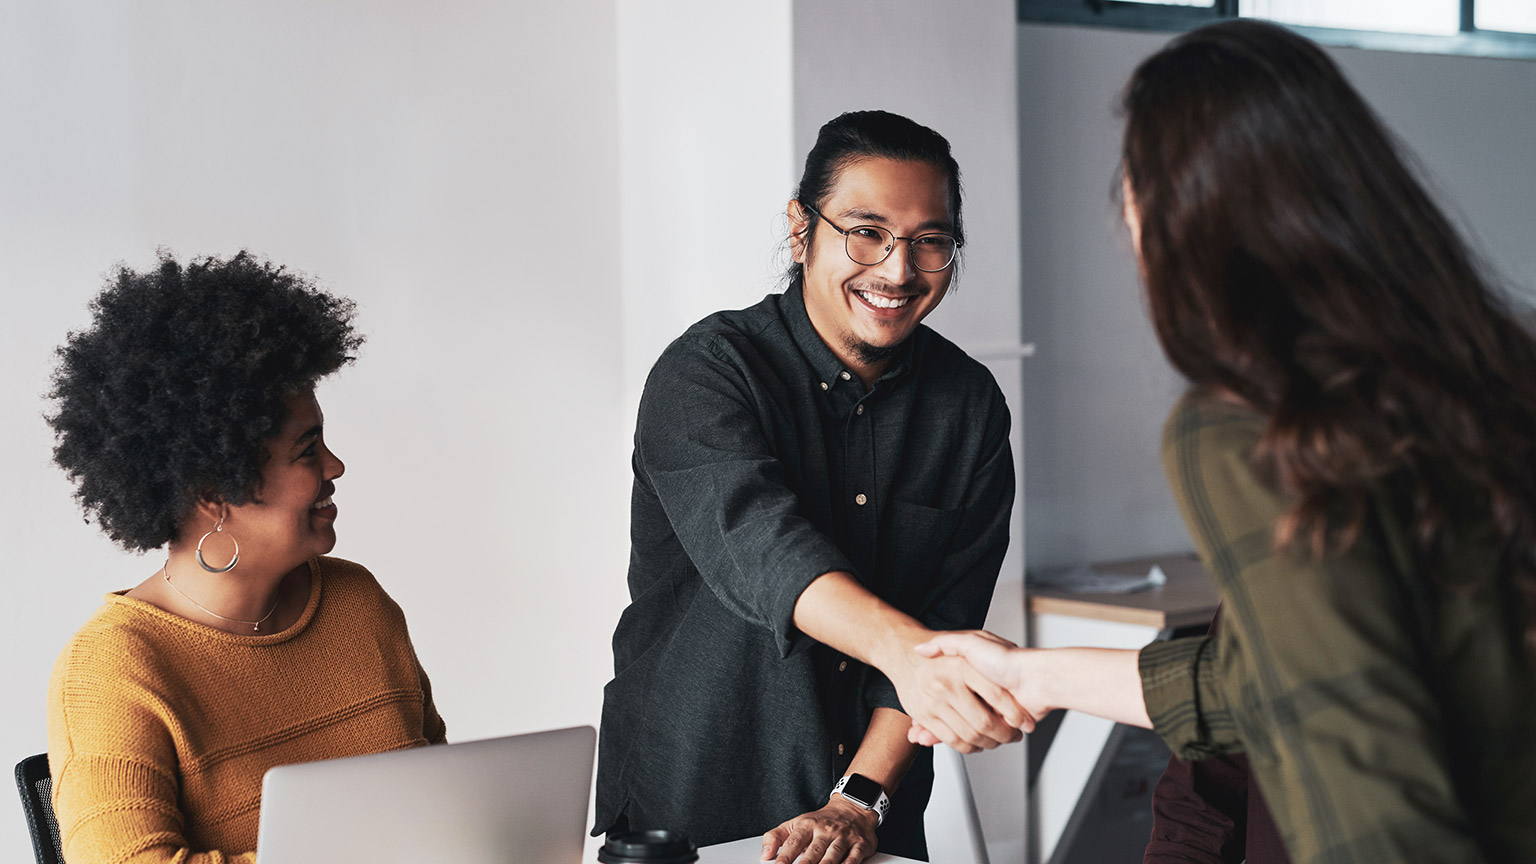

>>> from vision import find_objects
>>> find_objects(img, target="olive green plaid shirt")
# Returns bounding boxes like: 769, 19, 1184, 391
1139, 393, 1536, 863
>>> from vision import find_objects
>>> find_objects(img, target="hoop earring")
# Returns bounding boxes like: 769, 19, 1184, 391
196, 517, 240, 573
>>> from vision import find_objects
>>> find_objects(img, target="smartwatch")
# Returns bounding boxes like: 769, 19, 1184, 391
831, 773, 891, 826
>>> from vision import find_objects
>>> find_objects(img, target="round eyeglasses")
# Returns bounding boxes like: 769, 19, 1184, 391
800, 203, 961, 273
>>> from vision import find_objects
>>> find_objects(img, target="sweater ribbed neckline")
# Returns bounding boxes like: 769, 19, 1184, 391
100, 556, 326, 645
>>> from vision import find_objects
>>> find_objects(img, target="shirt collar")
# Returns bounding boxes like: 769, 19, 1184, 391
781, 281, 919, 394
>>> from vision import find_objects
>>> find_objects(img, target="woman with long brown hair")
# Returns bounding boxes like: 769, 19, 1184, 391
913, 20, 1536, 862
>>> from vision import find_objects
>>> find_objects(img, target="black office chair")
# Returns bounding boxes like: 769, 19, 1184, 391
14, 753, 65, 864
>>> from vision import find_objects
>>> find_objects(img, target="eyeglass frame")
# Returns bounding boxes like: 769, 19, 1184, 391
797, 202, 962, 273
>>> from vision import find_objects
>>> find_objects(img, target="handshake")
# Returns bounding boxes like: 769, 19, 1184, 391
894, 631, 1147, 752
887, 630, 1036, 753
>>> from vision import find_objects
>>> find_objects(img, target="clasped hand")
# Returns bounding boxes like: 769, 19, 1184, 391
885, 634, 1031, 753
901, 630, 1043, 748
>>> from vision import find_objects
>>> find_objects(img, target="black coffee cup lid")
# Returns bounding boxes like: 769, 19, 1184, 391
598, 829, 698, 864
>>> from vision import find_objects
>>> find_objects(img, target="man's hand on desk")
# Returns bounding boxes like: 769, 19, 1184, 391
760, 797, 878, 864
881, 638, 1030, 753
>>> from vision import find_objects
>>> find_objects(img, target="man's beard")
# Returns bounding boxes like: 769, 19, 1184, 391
846, 336, 907, 366
841, 279, 923, 366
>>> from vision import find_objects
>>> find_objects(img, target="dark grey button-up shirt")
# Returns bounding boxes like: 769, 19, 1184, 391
594, 284, 1014, 859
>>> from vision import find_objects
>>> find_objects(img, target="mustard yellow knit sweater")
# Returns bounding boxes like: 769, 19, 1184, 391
47, 556, 446, 864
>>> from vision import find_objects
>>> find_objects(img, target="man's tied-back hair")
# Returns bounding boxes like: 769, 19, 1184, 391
786, 110, 964, 287
47, 251, 364, 552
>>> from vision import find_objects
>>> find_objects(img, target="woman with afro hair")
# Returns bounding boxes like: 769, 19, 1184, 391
45, 251, 445, 864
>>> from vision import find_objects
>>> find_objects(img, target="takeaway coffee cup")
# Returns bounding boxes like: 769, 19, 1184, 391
598, 829, 698, 864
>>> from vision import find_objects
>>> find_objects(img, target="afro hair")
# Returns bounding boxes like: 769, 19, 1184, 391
47, 251, 364, 552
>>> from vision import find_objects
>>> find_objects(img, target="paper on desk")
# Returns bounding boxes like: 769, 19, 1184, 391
1027, 563, 1168, 594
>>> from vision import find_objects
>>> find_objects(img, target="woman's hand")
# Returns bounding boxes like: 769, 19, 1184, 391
908, 637, 1152, 745
881, 640, 1030, 753
915, 630, 1027, 691
905, 630, 1039, 746
794, 572, 1030, 752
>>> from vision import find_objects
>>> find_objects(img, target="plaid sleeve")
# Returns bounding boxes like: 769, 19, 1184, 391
1139, 635, 1241, 760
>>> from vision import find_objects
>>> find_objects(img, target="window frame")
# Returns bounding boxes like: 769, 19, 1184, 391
1016, 0, 1536, 60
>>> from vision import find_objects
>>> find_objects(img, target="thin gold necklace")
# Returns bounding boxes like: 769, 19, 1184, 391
161, 560, 280, 633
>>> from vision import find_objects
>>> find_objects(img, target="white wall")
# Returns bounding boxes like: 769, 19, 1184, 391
0, 1, 630, 857
616, 0, 796, 410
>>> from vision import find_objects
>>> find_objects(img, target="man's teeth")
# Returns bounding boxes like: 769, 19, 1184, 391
312, 496, 334, 510
857, 291, 910, 309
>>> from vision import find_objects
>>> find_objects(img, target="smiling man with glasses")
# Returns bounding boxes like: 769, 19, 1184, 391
595, 111, 1017, 864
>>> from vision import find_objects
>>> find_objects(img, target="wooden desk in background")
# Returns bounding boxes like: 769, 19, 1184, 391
1027, 553, 1220, 864
1027, 552, 1220, 630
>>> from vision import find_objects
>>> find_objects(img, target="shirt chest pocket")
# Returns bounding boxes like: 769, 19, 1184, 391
881, 501, 964, 602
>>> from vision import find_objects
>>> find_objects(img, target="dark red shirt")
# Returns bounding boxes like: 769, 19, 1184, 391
1145, 609, 1291, 864
1145, 750, 1289, 864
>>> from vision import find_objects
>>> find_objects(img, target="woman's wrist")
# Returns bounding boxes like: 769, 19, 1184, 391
1010, 648, 1057, 715
1016, 647, 1150, 728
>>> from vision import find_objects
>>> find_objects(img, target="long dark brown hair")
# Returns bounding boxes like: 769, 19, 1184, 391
1122, 20, 1536, 651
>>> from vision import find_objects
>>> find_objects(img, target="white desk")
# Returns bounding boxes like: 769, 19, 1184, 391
1027, 553, 1219, 864
697, 835, 920, 863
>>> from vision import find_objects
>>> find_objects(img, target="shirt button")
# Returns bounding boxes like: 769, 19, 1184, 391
840, 371, 852, 381
820, 381, 829, 391
856, 404, 864, 415
838, 743, 845, 755
838, 661, 848, 672
855, 493, 867, 506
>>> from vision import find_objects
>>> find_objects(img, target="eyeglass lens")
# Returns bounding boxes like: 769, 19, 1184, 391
844, 226, 957, 272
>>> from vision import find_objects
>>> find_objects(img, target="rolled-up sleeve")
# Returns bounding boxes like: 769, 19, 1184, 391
1140, 635, 1240, 760
636, 336, 853, 658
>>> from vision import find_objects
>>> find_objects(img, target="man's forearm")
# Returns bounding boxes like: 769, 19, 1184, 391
844, 707, 921, 794
762, 708, 914, 864
795, 571, 1025, 752
792, 571, 931, 673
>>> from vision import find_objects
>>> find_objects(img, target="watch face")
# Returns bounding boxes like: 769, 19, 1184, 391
840, 773, 883, 807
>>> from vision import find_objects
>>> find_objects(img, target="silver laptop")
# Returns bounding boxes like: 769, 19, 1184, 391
257, 725, 595, 864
